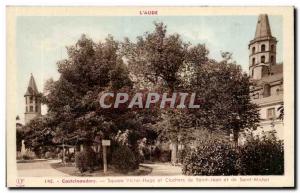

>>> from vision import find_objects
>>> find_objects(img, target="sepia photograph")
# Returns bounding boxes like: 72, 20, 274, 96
6, 6, 294, 188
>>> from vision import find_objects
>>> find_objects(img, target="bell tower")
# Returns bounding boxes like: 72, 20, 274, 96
24, 74, 41, 124
249, 14, 277, 80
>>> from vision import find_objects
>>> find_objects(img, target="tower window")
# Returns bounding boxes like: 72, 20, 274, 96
261, 44, 266, 52
263, 84, 271, 98
25, 97, 27, 104
26, 106, 28, 113
30, 96, 33, 103
270, 56, 274, 64
252, 47, 255, 54
30, 106, 33, 112
261, 55, 265, 63
252, 58, 255, 65
271, 44, 274, 52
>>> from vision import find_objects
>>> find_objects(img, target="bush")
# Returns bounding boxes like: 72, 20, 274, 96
182, 136, 284, 176
111, 145, 138, 173
152, 146, 161, 161
45, 151, 55, 159
75, 146, 98, 173
182, 141, 238, 176
238, 137, 284, 175
21, 151, 36, 160
177, 146, 191, 164
159, 150, 171, 162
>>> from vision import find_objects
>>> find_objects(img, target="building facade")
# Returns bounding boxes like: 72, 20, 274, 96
249, 14, 284, 139
24, 74, 41, 124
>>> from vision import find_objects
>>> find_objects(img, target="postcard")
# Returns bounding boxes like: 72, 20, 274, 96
6, 6, 294, 188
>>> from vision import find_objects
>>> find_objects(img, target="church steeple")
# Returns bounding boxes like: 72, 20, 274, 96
254, 14, 272, 39
24, 74, 41, 124
24, 73, 39, 96
249, 14, 277, 80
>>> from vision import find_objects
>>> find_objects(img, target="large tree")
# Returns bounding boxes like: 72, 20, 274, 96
188, 53, 260, 144
122, 22, 210, 163
26, 34, 134, 148
122, 23, 259, 163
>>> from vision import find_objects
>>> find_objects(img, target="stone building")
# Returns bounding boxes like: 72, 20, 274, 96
24, 74, 41, 124
249, 14, 284, 139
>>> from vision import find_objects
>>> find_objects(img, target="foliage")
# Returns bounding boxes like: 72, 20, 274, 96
182, 133, 284, 176
278, 104, 284, 120
22, 151, 36, 160
188, 56, 260, 143
159, 151, 171, 162
182, 140, 239, 176
177, 146, 192, 164
111, 145, 139, 173
26, 34, 137, 148
238, 133, 284, 175
75, 146, 99, 173
23, 22, 261, 172
123, 22, 259, 146
44, 151, 56, 159
16, 129, 24, 152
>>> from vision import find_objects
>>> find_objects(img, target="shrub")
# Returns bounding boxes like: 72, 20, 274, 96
159, 150, 171, 162
22, 151, 36, 160
182, 135, 284, 176
111, 145, 138, 173
177, 146, 191, 164
182, 141, 238, 176
75, 146, 98, 173
45, 151, 55, 159
238, 137, 284, 175
152, 146, 161, 161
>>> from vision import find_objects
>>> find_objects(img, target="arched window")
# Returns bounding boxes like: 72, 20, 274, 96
261, 55, 265, 63
252, 47, 255, 54
252, 58, 255, 65
270, 44, 274, 52
261, 44, 266, 52
263, 84, 271, 98
270, 56, 274, 64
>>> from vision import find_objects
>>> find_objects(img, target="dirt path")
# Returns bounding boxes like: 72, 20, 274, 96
17, 160, 70, 177
140, 163, 183, 176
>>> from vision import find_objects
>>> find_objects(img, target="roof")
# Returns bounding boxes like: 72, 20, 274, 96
250, 64, 283, 90
24, 74, 39, 96
255, 14, 272, 39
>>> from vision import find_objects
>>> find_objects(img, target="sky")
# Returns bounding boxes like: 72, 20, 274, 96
16, 15, 283, 123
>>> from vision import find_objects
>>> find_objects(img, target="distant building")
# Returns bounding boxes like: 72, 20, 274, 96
249, 14, 284, 139
24, 74, 41, 124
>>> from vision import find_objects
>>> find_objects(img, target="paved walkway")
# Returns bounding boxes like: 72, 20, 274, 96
17, 160, 70, 177
140, 163, 183, 176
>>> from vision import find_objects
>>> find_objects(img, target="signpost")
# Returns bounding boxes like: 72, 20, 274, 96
102, 140, 111, 174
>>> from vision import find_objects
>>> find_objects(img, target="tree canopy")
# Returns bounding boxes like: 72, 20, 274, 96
23, 22, 259, 150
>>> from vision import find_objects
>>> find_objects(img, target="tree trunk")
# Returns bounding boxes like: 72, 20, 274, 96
233, 130, 239, 147
171, 141, 178, 165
